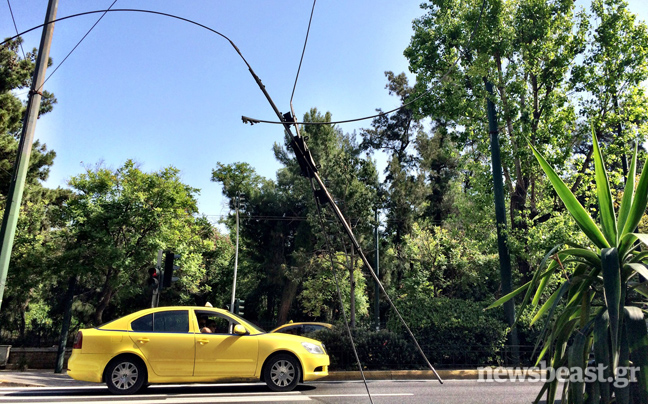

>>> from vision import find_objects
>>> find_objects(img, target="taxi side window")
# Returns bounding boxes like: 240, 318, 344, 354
154, 311, 189, 333
195, 311, 237, 334
210, 316, 230, 334
304, 325, 322, 334
131, 314, 153, 332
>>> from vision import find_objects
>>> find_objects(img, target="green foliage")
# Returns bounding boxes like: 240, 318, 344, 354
402, 0, 648, 283
213, 108, 378, 326
491, 132, 648, 403
0, 37, 56, 137
395, 223, 500, 301
192, 229, 235, 308
0, 38, 65, 345
388, 296, 509, 366
310, 327, 420, 370
62, 160, 211, 324
298, 252, 369, 320
211, 162, 263, 201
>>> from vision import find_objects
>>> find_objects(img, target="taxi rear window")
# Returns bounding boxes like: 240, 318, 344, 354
131, 314, 152, 331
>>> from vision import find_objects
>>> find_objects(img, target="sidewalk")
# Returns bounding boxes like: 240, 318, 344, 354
0, 369, 96, 388
0, 369, 482, 388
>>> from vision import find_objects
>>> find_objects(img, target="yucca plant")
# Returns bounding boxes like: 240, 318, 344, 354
489, 131, 648, 404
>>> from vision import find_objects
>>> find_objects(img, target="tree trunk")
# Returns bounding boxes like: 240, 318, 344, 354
497, 55, 532, 283
18, 294, 30, 344
277, 279, 299, 325
55, 276, 76, 373
510, 175, 532, 282
94, 284, 113, 326
349, 244, 356, 329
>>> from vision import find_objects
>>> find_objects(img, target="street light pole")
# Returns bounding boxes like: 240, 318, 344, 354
0, 0, 59, 311
230, 193, 240, 314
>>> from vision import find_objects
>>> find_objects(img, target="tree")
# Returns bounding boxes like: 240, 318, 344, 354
0, 37, 58, 199
398, 223, 500, 301
191, 224, 235, 308
405, 0, 586, 281
62, 160, 208, 324
570, 0, 648, 193
213, 161, 307, 325
299, 252, 369, 321
0, 37, 64, 343
0, 37, 57, 136
361, 72, 426, 244
280, 109, 377, 327
213, 108, 377, 327
404, 0, 648, 285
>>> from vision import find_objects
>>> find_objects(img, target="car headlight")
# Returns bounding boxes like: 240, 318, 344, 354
301, 341, 325, 354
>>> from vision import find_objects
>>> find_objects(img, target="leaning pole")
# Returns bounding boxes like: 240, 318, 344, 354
0, 0, 59, 311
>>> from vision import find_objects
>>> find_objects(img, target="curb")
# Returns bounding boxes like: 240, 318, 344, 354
0, 380, 43, 388
322, 370, 481, 381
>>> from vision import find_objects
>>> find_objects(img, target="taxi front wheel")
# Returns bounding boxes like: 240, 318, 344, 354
105, 355, 147, 395
264, 354, 301, 392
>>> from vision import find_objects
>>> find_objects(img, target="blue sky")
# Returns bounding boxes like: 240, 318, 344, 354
2, 0, 648, 227
1, 0, 423, 224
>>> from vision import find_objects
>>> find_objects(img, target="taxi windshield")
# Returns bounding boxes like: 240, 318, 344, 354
228, 312, 266, 333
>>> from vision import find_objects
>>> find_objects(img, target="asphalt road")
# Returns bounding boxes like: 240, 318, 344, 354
0, 380, 556, 403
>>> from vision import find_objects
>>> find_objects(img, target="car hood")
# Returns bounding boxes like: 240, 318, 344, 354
261, 332, 323, 345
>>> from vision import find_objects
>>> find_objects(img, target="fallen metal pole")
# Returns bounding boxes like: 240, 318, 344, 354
244, 69, 443, 384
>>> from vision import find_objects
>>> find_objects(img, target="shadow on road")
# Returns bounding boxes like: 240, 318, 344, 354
4, 383, 317, 397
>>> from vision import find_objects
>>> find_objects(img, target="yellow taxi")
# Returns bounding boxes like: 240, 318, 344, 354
67, 306, 329, 394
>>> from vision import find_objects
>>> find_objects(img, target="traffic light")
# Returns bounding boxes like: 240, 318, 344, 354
147, 267, 160, 291
234, 298, 245, 317
163, 251, 180, 288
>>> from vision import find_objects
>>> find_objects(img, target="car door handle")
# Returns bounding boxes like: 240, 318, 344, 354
137, 338, 150, 344
197, 339, 209, 345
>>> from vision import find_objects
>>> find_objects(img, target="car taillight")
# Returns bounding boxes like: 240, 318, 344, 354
73, 331, 83, 349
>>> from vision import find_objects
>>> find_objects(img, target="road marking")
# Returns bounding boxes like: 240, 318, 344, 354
309, 393, 414, 397
0, 395, 310, 403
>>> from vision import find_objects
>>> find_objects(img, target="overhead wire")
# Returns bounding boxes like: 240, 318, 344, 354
242, 0, 488, 126
2, 1, 486, 129
290, 0, 317, 104
6, 0, 26, 58
278, 7, 445, 381
35, 0, 119, 94
0, 9, 257, 74
290, 3, 373, 400
2, 8, 459, 394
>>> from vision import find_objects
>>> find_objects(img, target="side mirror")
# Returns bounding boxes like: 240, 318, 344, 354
233, 324, 248, 335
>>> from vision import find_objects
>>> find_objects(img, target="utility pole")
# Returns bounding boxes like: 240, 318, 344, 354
0, 0, 59, 311
485, 80, 519, 363
230, 192, 240, 314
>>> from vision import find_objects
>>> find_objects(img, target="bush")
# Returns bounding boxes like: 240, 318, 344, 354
300, 297, 512, 370
386, 296, 509, 366
310, 327, 420, 370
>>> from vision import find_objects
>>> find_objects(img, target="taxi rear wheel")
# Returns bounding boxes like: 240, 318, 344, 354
264, 353, 301, 392
105, 355, 147, 395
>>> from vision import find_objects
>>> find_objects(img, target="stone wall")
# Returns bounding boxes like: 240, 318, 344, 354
2, 347, 71, 370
